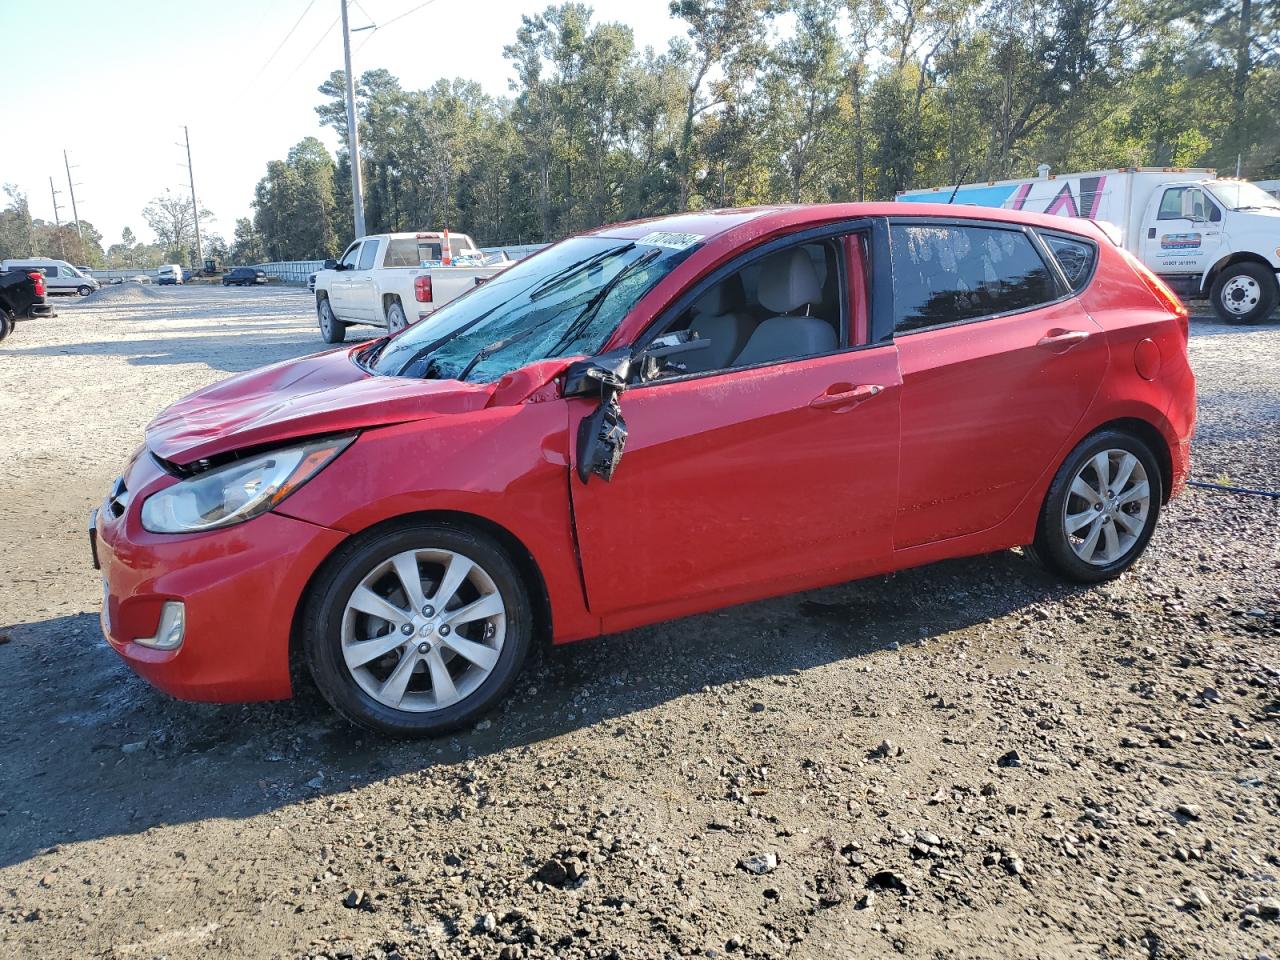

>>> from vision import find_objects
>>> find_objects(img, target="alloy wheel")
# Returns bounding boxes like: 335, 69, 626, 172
340, 549, 506, 712
1221, 275, 1261, 317
1062, 449, 1150, 566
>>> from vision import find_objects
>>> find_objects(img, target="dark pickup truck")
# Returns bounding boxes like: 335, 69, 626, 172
0, 268, 54, 341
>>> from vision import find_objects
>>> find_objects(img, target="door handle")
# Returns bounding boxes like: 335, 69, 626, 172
1037, 329, 1090, 349
810, 383, 882, 409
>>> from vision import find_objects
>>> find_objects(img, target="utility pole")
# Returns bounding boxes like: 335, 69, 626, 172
340, 0, 366, 238
49, 177, 66, 259
63, 150, 83, 244
184, 126, 204, 267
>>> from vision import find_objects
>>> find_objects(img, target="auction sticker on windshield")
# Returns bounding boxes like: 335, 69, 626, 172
636, 231, 703, 250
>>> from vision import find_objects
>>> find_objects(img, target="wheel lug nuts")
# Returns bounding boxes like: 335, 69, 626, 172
417, 642, 431, 654
422, 605, 434, 617
438, 624, 451, 636
400, 623, 414, 635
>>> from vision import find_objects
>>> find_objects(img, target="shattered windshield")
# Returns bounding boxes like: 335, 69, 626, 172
369, 235, 699, 382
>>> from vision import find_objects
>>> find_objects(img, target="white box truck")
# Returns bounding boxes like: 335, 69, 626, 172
898, 167, 1280, 323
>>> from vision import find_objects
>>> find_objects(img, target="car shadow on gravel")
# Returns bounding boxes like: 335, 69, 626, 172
0, 549, 1085, 870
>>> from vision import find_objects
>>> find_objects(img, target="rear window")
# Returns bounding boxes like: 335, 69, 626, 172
1040, 233, 1096, 291
890, 223, 1058, 334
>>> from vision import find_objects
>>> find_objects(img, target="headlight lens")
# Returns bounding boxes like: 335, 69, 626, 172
141, 435, 354, 534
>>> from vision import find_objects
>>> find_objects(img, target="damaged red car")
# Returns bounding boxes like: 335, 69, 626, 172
92, 204, 1196, 736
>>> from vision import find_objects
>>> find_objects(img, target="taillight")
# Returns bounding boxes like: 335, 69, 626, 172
414, 275, 433, 303
27, 271, 45, 297
1121, 250, 1188, 343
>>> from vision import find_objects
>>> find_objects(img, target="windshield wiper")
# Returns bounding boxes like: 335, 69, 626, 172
543, 248, 662, 358
1232, 205, 1272, 212
528, 243, 636, 301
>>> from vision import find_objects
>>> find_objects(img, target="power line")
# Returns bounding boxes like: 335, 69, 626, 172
281, 14, 341, 83
366, 0, 440, 36
250, 0, 321, 82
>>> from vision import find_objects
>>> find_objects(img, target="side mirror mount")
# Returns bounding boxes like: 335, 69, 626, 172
1179, 189, 1205, 222
637, 330, 710, 381
564, 348, 632, 484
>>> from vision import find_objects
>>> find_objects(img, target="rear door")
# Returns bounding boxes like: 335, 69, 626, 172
566, 227, 903, 629
889, 219, 1107, 549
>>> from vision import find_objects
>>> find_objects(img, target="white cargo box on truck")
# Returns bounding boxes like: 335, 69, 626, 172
899, 167, 1280, 323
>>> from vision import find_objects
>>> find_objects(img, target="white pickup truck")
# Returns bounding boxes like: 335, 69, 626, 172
314, 232, 511, 343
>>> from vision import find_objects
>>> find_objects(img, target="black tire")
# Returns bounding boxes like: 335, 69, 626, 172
302, 522, 533, 737
317, 297, 346, 344
0, 311, 12, 343
77, 285, 92, 297
1210, 262, 1278, 324
385, 299, 408, 334
1033, 429, 1163, 583
222, 280, 230, 286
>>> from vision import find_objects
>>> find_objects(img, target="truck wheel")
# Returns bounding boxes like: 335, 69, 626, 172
385, 300, 408, 334
1210, 262, 1278, 324
318, 297, 346, 344
0, 311, 12, 342
77, 285, 93, 297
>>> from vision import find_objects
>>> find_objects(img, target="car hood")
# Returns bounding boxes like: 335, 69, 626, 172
146, 347, 498, 466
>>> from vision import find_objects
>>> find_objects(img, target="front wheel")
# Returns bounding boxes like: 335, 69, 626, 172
1033, 430, 1162, 583
77, 285, 93, 297
385, 299, 408, 334
1210, 262, 1278, 324
302, 523, 533, 737
317, 297, 346, 344
0, 311, 12, 342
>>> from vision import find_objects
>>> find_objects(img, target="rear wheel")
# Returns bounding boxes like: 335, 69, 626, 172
302, 523, 533, 737
1210, 262, 1278, 324
0, 311, 12, 342
1033, 430, 1162, 583
317, 297, 346, 344
386, 299, 408, 334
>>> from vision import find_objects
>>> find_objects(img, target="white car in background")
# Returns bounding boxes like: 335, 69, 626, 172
313, 231, 511, 343
0, 258, 99, 296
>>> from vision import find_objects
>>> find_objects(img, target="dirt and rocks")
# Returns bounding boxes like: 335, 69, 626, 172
0, 286, 1277, 960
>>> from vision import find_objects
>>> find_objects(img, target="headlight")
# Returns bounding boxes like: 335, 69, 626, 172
141, 435, 354, 534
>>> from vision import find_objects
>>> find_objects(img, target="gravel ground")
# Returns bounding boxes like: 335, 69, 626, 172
0, 286, 1277, 960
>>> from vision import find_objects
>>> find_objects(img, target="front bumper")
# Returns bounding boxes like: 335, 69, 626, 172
94, 454, 346, 702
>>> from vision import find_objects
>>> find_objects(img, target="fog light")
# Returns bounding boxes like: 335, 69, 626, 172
134, 601, 186, 650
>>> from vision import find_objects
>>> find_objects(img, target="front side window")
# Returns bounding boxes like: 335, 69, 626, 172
369, 236, 698, 382
1158, 188, 1186, 220
645, 237, 848, 378
890, 223, 1057, 334
339, 242, 361, 269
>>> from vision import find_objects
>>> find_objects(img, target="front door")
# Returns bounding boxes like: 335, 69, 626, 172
888, 220, 1108, 548
344, 237, 381, 321
566, 345, 902, 626
1139, 185, 1226, 281
329, 241, 363, 318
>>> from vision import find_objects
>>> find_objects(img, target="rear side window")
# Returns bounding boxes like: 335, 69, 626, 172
357, 240, 379, 270
890, 223, 1057, 334
1040, 234, 1096, 291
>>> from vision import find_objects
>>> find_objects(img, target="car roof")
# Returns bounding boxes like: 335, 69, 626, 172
588, 202, 1110, 246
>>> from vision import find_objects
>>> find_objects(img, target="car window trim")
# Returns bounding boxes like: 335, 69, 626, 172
884, 217, 1077, 340
629, 217, 888, 388
1032, 228, 1100, 294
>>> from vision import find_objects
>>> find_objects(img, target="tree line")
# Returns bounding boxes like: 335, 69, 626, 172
247, 0, 1276, 260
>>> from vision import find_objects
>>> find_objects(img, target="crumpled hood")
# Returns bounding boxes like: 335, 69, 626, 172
146, 346, 494, 465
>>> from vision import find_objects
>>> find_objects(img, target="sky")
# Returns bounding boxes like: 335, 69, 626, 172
1, 0, 686, 248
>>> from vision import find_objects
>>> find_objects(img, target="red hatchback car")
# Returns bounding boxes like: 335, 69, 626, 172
92, 204, 1195, 736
